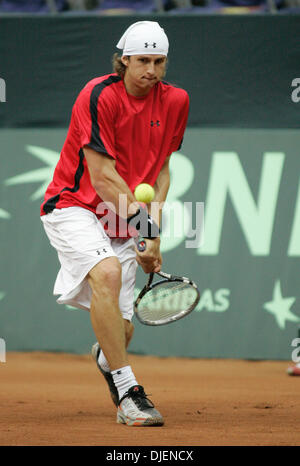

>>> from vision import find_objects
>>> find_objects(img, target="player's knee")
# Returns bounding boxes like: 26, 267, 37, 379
88, 258, 122, 295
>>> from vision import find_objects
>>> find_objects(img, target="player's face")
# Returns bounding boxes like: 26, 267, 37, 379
122, 55, 167, 96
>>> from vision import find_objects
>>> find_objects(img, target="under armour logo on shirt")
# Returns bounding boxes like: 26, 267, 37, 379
151, 120, 160, 127
145, 42, 157, 48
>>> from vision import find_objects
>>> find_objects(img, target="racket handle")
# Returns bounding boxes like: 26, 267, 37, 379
135, 237, 147, 252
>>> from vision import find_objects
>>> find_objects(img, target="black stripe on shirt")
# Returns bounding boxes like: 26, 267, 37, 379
43, 148, 85, 214
177, 138, 184, 151
88, 75, 121, 154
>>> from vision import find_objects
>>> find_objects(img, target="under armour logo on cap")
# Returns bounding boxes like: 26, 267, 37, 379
145, 42, 157, 48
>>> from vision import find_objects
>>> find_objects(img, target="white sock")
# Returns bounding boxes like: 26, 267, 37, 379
97, 350, 111, 373
111, 365, 138, 400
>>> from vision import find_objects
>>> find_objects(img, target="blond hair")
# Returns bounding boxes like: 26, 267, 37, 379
112, 53, 127, 77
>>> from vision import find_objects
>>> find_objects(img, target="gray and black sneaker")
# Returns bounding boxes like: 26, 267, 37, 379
117, 385, 164, 427
91, 342, 119, 407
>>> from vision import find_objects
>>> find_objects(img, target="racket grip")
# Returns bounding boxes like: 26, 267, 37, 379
135, 237, 147, 252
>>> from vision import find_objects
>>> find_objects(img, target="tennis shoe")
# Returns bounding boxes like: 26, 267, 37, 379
91, 342, 119, 407
117, 385, 164, 427
287, 364, 300, 376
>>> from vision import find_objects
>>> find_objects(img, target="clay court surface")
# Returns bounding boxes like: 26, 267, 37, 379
1, 352, 300, 446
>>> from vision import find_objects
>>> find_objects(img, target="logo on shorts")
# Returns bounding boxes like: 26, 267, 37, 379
96, 248, 108, 256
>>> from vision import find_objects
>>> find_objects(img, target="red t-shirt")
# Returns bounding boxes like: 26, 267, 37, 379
40, 73, 189, 237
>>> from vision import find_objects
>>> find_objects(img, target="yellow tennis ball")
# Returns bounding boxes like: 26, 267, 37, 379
134, 183, 155, 203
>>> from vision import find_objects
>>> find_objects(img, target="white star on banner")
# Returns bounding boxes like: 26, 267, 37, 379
4, 145, 59, 201
0, 208, 11, 219
263, 280, 300, 329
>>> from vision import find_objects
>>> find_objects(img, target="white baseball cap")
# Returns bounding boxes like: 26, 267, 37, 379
116, 21, 169, 57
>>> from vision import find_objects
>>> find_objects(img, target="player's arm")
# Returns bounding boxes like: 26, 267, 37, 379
84, 146, 160, 273
83, 146, 139, 218
136, 156, 171, 274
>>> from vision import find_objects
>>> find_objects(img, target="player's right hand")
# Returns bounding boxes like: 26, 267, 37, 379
135, 237, 162, 274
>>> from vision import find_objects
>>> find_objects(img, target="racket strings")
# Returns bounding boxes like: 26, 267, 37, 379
137, 280, 198, 324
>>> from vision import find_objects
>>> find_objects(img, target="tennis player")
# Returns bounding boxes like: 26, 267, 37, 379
40, 21, 189, 427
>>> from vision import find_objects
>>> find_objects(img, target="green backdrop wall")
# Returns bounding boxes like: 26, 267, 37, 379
1, 15, 300, 359
1, 127, 300, 359
0, 15, 299, 128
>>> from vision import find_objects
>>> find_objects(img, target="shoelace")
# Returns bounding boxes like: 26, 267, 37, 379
131, 389, 154, 410
120, 386, 155, 409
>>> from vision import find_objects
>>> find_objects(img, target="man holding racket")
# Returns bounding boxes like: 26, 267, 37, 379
40, 21, 189, 427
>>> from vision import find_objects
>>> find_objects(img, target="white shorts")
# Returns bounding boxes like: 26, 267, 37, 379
41, 207, 138, 321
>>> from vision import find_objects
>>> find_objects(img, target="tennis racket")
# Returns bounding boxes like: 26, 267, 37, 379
134, 270, 200, 326
134, 237, 200, 326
